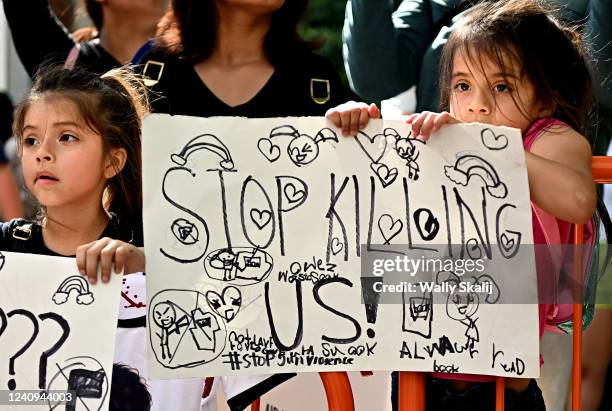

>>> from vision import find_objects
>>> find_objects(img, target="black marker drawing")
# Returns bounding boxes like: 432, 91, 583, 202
481, 128, 509, 151
436, 271, 500, 358
189, 308, 222, 351
0, 251, 5, 271
45, 356, 109, 411
377, 214, 403, 244
161, 134, 236, 264
444, 155, 508, 199
1, 309, 71, 392
52, 276, 94, 305
413, 208, 440, 241
283, 182, 306, 206
496, 204, 522, 258
387, 128, 426, 181
149, 290, 226, 369
353, 130, 399, 188
325, 174, 352, 262
66, 368, 105, 410
241, 176, 276, 249
360, 277, 380, 338
402, 291, 433, 338
171, 218, 199, 245
37, 312, 70, 390
454, 187, 493, 260
204, 247, 273, 285
331, 237, 344, 256
171, 134, 236, 172
161, 167, 210, 264
257, 125, 338, 166
277, 176, 310, 255
250, 208, 272, 230
6, 309, 39, 390
206, 286, 242, 322
152, 301, 191, 360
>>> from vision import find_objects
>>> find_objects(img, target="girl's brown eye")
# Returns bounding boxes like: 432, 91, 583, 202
59, 134, 78, 142
455, 82, 470, 92
23, 137, 38, 146
494, 84, 510, 93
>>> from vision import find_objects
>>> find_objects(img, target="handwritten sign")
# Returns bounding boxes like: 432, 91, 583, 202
143, 115, 540, 379
0, 251, 121, 410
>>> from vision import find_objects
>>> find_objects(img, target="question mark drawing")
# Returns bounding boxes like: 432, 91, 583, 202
6, 309, 39, 390
38, 312, 70, 390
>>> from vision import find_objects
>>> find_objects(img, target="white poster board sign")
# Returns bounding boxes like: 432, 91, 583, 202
143, 114, 539, 380
0, 251, 121, 410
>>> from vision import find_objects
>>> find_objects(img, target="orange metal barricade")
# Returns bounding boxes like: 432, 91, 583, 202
250, 372, 355, 411
251, 157, 612, 411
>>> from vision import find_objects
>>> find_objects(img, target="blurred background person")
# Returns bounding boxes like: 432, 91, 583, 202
139, 0, 348, 117
0, 91, 21, 220
3, 0, 169, 77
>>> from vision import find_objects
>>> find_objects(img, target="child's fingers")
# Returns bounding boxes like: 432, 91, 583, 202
84, 238, 109, 284
368, 103, 381, 119
432, 111, 453, 131
409, 112, 429, 137
76, 241, 96, 277
420, 112, 438, 139
99, 239, 119, 283
405, 113, 420, 124
325, 109, 341, 129
339, 110, 353, 136
357, 107, 370, 130
114, 246, 128, 276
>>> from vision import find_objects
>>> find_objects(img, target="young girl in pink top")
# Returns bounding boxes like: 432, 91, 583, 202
328, 0, 597, 408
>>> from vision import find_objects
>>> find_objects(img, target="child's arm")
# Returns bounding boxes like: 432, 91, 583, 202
325, 101, 380, 136
76, 238, 145, 284
527, 127, 596, 224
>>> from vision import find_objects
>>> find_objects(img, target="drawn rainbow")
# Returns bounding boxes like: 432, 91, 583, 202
52, 275, 94, 305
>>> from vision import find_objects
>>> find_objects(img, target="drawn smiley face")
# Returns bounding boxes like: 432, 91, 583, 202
288, 135, 319, 165
447, 292, 479, 320
153, 302, 177, 328
395, 139, 417, 161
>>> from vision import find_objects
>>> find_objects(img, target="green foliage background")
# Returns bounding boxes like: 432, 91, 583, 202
300, 0, 348, 86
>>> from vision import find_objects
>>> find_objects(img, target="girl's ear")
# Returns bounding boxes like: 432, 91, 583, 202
104, 148, 127, 179
537, 100, 556, 118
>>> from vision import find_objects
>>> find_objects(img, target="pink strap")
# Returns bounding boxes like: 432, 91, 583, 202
63, 43, 81, 70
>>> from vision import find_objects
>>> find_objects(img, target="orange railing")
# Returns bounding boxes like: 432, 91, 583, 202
252, 157, 612, 411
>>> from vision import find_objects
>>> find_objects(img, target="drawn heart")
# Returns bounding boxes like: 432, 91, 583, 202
206, 286, 242, 322
257, 138, 281, 162
371, 163, 398, 188
480, 128, 508, 151
499, 232, 521, 257
284, 183, 306, 204
331, 237, 344, 256
413, 208, 440, 241
354, 131, 388, 163
250, 208, 272, 230
378, 214, 403, 244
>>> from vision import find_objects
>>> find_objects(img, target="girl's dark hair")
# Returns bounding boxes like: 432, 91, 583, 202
13, 65, 148, 243
84, 0, 103, 31
156, 0, 314, 66
110, 363, 152, 411
439, 0, 592, 133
